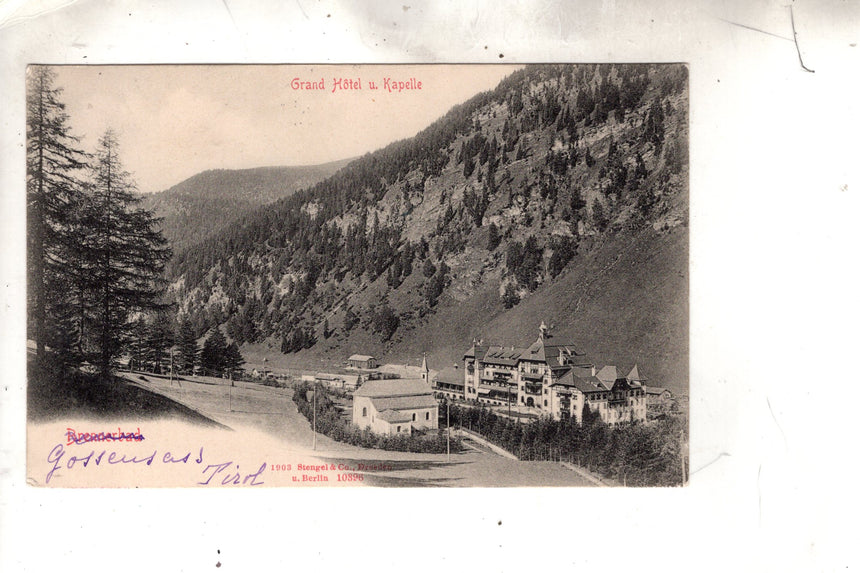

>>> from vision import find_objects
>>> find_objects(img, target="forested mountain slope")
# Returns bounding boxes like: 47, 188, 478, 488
140, 160, 352, 253
166, 64, 689, 394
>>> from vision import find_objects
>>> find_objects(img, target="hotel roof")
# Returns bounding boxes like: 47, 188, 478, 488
552, 370, 610, 393
596, 365, 618, 383
627, 364, 648, 383
465, 325, 592, 370
481, 346, 527, 366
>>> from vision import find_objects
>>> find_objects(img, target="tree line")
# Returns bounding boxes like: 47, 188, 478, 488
442, 400, 687, 486
127, 314, 245, 378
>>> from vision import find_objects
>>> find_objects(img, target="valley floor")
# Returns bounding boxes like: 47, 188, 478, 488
115, 371, 597, 487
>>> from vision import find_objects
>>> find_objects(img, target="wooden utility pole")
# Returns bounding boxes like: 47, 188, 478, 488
680, 432, 687, 484
446, 400, 450, 463
312, 383, 317, 451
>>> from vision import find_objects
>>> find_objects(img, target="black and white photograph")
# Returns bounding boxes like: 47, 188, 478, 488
25, 63, 688, 488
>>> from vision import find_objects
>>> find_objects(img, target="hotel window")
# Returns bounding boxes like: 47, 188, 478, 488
397, 426, 401, 432
426, 412, 430, 420
544, 400, 548, 407
412, 413, 416, 421
362, 407, 367, 417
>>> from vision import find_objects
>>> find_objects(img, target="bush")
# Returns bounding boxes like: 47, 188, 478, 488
372, 304, 400, 341
487, 222, 501, 251
502, 282, 521, 308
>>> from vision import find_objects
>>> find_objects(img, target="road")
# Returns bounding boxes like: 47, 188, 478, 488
120, 371, 595, 487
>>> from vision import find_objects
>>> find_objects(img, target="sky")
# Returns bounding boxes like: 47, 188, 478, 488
52, 64, 519, 193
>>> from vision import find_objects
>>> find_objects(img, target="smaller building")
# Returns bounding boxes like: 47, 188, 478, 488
348, 354, 377, 370
353, 378, 438, 436
314, 372, 363, 391
432, 366, 465, 401
645, 386, 673, 404
342, 375, 362, 391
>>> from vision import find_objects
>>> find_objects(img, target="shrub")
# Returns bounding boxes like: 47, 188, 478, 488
502, 282, 521, 308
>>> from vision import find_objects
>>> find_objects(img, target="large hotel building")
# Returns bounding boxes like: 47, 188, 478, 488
433, 322, 647, 426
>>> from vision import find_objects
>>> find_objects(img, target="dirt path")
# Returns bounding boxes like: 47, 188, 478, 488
120, 371, 595, 487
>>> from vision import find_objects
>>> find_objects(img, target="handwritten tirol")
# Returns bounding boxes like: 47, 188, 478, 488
291, 76, 422, 93
44, 443, 266, 487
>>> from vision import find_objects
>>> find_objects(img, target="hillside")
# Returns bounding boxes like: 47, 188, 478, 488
165, 64, 689, 395
140, 160, 352, 253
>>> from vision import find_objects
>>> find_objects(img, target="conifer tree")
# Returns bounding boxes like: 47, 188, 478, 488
591, 198, 608, 232
128, 316, 147, 371
82, 130, 171, 374
143, 312, 174, 373
224, 342, 245, 378
372, 304, 399, 341
570, 187, 586, 216
343, 307, 359, 332
463, 186, 489, 227
644, 100, 666, 149
26, 66, 89, 363
176, 318, 199, 375
502, 282, 520, 309
487, 222, 501, 251
201, 327, 228, 376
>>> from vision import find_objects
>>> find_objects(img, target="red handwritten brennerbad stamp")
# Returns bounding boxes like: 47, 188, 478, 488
66, 427, 145, 445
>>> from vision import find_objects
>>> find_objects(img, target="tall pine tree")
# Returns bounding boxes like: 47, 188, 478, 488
143, 311, 175, 374
223, 342, 245, 379
176, 318, 199, 375
201, 327, 228, 376
82, 130, 171, 375
26, 66, 88, 363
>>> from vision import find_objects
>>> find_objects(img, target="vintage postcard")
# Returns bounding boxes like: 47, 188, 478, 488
26, 63, 688, 488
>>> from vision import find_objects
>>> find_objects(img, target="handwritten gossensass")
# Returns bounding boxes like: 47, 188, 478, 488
45, 428, 267, 486
291, 76, 422, 93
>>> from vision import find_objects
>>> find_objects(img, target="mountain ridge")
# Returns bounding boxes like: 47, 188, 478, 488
163, 64, 689, 395
140, 159, 353, 253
